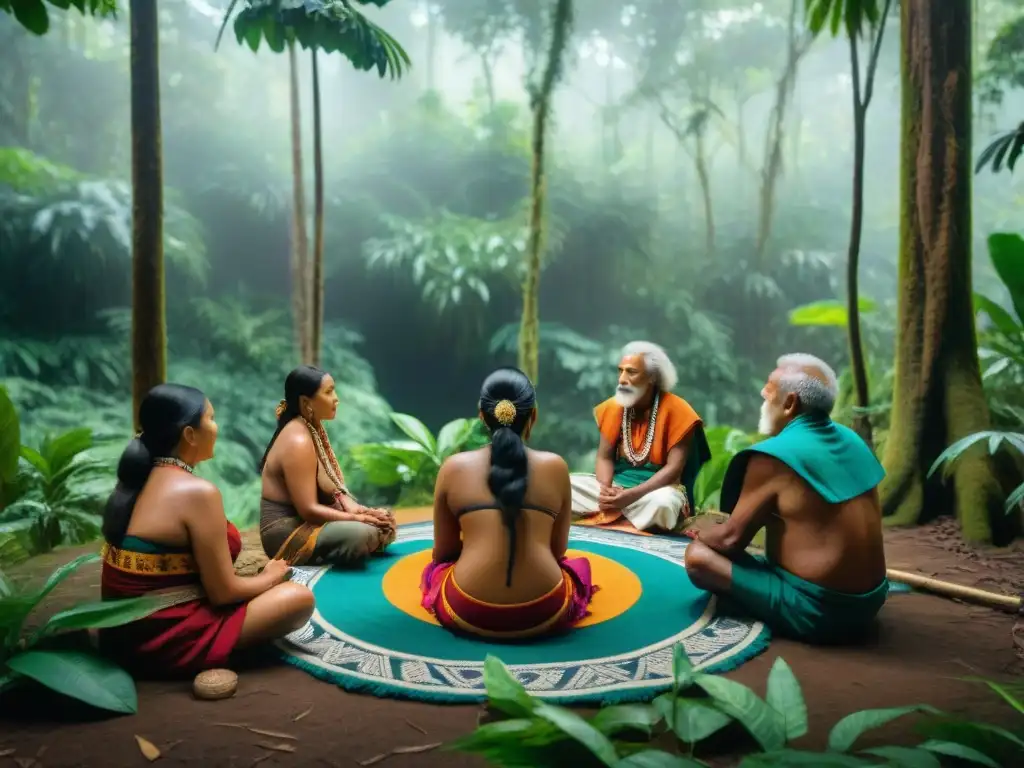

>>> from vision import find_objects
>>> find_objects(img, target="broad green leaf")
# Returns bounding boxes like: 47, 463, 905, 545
861, 746, 940, 767
5, 649, 138, 714
10, 0, 50, 35
973, 293, 1023, 338
44, 427, 92, 475
446, 717, 561, 750
0, 387, 19, 484
482, 656, 537, 718
739, 749, 873, 767
6, 553, 100, 641
827, 705, 938, 752
436, 418, 474, 459
974, 678, 1024, 716
590, 703, 661, 737
533, 702, 619, 766
390, 413, 438, 454
695, 674, 786, 751
918, 740, 1000, 768
765, 657, 808, 740
788, 298, 877, 327
916, 717, 1024, 756
987, 233, 1024, 324
33, 594, 168, 642
672, 643, 696, 690
652, 695, 732, 743
615, 751, 707, 768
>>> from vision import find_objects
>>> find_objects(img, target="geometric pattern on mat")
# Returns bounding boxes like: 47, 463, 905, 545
276, 522, 770, 705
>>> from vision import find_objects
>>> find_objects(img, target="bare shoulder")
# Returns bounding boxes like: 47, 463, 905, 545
278, 420, 314, 450
528, 449, 570, 475
171, 474, 222, 509
744, 453, 790, 489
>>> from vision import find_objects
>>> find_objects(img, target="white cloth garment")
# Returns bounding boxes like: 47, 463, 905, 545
569, 473, 689, 532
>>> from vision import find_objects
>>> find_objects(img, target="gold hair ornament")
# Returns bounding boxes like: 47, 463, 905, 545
493, 399, 517, 426
275, 399, 287, 419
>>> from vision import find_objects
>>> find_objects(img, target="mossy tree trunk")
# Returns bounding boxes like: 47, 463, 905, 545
309, 49, 325, 368
881, 0, 1012, 544
129, 0, 166, 430
518, 0, 573, 383
288, 39, 311, 364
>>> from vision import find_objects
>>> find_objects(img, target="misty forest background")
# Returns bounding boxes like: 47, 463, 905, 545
2, 0, 1024, 569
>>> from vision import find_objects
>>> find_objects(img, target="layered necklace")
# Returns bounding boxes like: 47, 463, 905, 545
620, 390, 660, 466
301, 417, 349, 499
153, 457, 195, 474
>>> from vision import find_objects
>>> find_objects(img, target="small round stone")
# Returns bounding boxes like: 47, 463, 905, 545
193, 669, 238, 700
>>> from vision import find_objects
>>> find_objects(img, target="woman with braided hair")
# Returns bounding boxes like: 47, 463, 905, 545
420, 367, 596, 639
259, 365, 396, 567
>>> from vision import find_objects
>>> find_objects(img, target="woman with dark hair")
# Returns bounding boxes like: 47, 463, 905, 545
99, 384, 315, 676
259, 365, 395, 567
420, 367, 596, 639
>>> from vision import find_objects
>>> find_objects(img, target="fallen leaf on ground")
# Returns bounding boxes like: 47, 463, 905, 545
250, 755, 272, 766
256, 742, 296, 754
162, 740, 182, 752
0, 750, 14, 758
404, 719, 426, 734
214, 722, 248, 729
34, 747, 46, 758
247, 728, 296, 740
293, 706, 313, 722
14, 757, 35, 768
135, 735, 161, 762
357, 743, 444, 765
392, 743, 442, 755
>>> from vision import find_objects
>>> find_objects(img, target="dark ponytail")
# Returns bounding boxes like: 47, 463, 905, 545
478, 367, 537, 588
258, 365, 328, 473
103, 384, 206, 547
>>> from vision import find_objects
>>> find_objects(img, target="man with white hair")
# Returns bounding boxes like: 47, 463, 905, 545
684, 353, 890, 644
570, 341, 710, 532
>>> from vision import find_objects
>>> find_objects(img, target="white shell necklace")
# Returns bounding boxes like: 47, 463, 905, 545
621, 390, 660, 466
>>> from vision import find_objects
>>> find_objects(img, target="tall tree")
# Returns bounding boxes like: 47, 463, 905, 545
805, 0, 895, 447
129, 0, 166, 429
287, 40, 311, 364
880, 0, 1008, 543
517, 0, 574, 383
218, 0, 410, 366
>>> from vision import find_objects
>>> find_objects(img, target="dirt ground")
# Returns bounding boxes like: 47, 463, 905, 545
0, 512, 1021, 768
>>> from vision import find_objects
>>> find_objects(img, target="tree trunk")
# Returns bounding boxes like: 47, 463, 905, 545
309, 49, 325, 368
481, 52, 496, 112
845, 1, 893, 448
288, 40, 311, 364
881, 0, 1013, 544
129, 0, 166, 430
754, 0, 806, 265
694, 132, 715, 257
518, 0, 574, 383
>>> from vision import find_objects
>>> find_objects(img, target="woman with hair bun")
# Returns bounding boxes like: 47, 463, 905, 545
99, 384, 315, 675
420, 367, 596, 639
259, 365, 395, 567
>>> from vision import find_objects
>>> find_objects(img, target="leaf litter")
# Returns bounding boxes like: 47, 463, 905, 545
293, 705, 314, 722
134, 735, 161, 762
357, 743, 443, 765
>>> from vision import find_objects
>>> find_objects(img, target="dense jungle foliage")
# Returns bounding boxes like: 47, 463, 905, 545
1, 0, 1024, 563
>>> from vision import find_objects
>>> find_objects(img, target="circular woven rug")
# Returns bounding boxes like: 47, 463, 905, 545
276, 522, 770, 704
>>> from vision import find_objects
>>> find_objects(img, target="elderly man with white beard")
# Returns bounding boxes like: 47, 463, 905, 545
684, 353, 890, 644
570, 341, 711, 532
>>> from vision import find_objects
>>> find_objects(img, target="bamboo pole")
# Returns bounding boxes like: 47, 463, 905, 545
886, 569, 1022, 613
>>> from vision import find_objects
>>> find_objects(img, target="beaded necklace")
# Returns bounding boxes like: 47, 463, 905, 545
301, 417, 349, 501
620, 390, 660, 466
153, 457, 195, 474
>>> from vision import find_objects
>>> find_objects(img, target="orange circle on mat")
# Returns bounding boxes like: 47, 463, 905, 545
381, 548, 642, 628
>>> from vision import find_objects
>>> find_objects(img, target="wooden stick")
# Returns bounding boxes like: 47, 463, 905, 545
887, 568, 1022, 613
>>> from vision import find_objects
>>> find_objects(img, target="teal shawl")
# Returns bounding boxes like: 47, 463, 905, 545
720, 413, 884, 513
